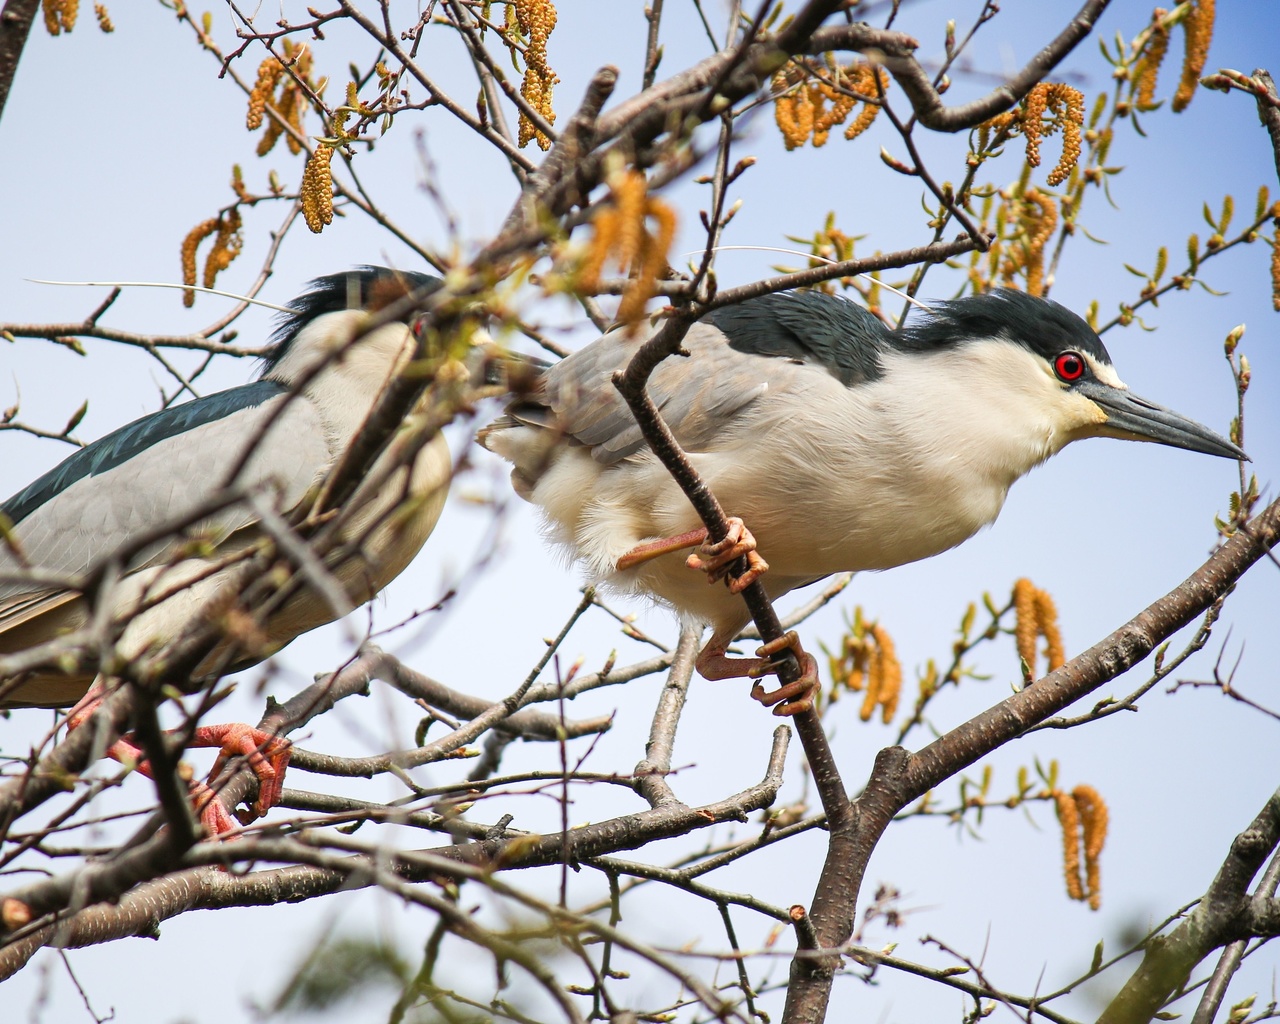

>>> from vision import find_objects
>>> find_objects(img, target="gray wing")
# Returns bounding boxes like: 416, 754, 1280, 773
0, 387, 332, 601
539, 320, 775, 465
539, 289, 890, 465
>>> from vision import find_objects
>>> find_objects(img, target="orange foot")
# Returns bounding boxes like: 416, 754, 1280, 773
685, 517, 769, 593
66, 685, 290, 836
193, 722, 291, 827
696, 629, 819, 717
616, 517, 769, 594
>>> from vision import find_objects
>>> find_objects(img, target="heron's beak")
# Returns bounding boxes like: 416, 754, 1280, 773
1075, 379, 1247, 461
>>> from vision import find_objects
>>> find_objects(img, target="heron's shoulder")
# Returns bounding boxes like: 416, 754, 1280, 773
702, 290, 890, 386
1, 380, 287, 526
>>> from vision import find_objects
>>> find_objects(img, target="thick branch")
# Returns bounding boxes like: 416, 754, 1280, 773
0, 728, 789, 975
1252, 70, 1280, 184
810, 0, 1112, 131
1101, 786, 1280, 1024
906, 499, 1280, 797
0, 0, 38, 123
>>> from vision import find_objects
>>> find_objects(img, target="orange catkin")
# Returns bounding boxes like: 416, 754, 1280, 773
1073, 785, 1108, 910
1173, 0, 1215, 113
1013, 578, 1038, 672
1135, 9, 1170, 111
301, 146, 336, 234
180, 218, 220, 307
1053, 789, 1085, 902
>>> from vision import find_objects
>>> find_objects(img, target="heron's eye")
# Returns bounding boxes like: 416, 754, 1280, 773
1054, 352, 1086, 381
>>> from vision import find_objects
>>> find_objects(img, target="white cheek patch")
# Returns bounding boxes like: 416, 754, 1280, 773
1084, 353, 1125, 389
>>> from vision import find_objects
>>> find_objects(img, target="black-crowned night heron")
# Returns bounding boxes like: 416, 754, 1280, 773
0, 266, 452, 831
480, 288, 1246, 714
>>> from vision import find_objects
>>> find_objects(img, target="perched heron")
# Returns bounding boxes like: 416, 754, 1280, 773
0, 266, 452, 832
480, 288, 1246, 714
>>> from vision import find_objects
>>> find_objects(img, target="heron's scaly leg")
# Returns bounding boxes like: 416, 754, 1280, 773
696, 629, 819, 717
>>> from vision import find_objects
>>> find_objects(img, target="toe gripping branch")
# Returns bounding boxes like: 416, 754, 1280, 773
66, 688, 291, 837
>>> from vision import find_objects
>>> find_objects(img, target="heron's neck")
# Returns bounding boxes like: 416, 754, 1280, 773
266, 310, 418, 447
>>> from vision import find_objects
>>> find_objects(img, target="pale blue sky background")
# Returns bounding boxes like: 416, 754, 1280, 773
1, 1, 1278, 1021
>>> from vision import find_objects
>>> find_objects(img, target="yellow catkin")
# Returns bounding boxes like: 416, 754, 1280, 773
247, 57, 285, 131
859, 646, 883, 722
93, 3, 112, 31
773, 61, 885, 149
514, 0, 559, 149
1034, 587, 1065, 671
256, 114, 285, 157
180, 218, 220, 307
610, 171, 648, 285
1073, 784, 1108, 910
1271, 237, 1280, 313
1012, 578, 1038, 673
987, 83, 1082, 186
871, 622, 901, 723
831, 633, 870, 695
1021, 188, 1058, 295
1173, 0, 1214, 113
773, 87, 808, 151
1135, 9, 1170, 111
809, 84, 846, 148
1044, 85, 1084, 186
619, 197, 676, 323
845, 642, 867, 692
580, 170, 677, 324
300, 145, 336, 233
1023, 83, 1048, 168
576, 208, 618, 293
282, 85, 305, 155
1053, 790, 1085, 902
202, 209, 243, 290
42, 0, 77, 34
844, 65, 887, 141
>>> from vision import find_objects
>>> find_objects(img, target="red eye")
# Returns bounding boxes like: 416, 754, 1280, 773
1054, 352, 1086, 381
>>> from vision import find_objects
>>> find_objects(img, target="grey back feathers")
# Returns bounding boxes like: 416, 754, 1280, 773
705, 289, 891, 386
1, 381, 286, 528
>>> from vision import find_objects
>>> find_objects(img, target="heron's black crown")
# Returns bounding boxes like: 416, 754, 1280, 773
699, 287, 1111, 392
263, 266, 442, 374
898, 288, 1112, 366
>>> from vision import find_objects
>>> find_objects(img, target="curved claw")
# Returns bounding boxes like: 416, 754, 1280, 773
686, 517, 769, 591
196, 723, 292, 824
696, 629, 819, 717
189, 779, 240, 837
748, 632, 819, 717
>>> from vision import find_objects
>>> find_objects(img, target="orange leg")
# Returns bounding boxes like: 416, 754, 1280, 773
617, 517, 769, 594
65, 682, 290, 835
696, 629, 819, 717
